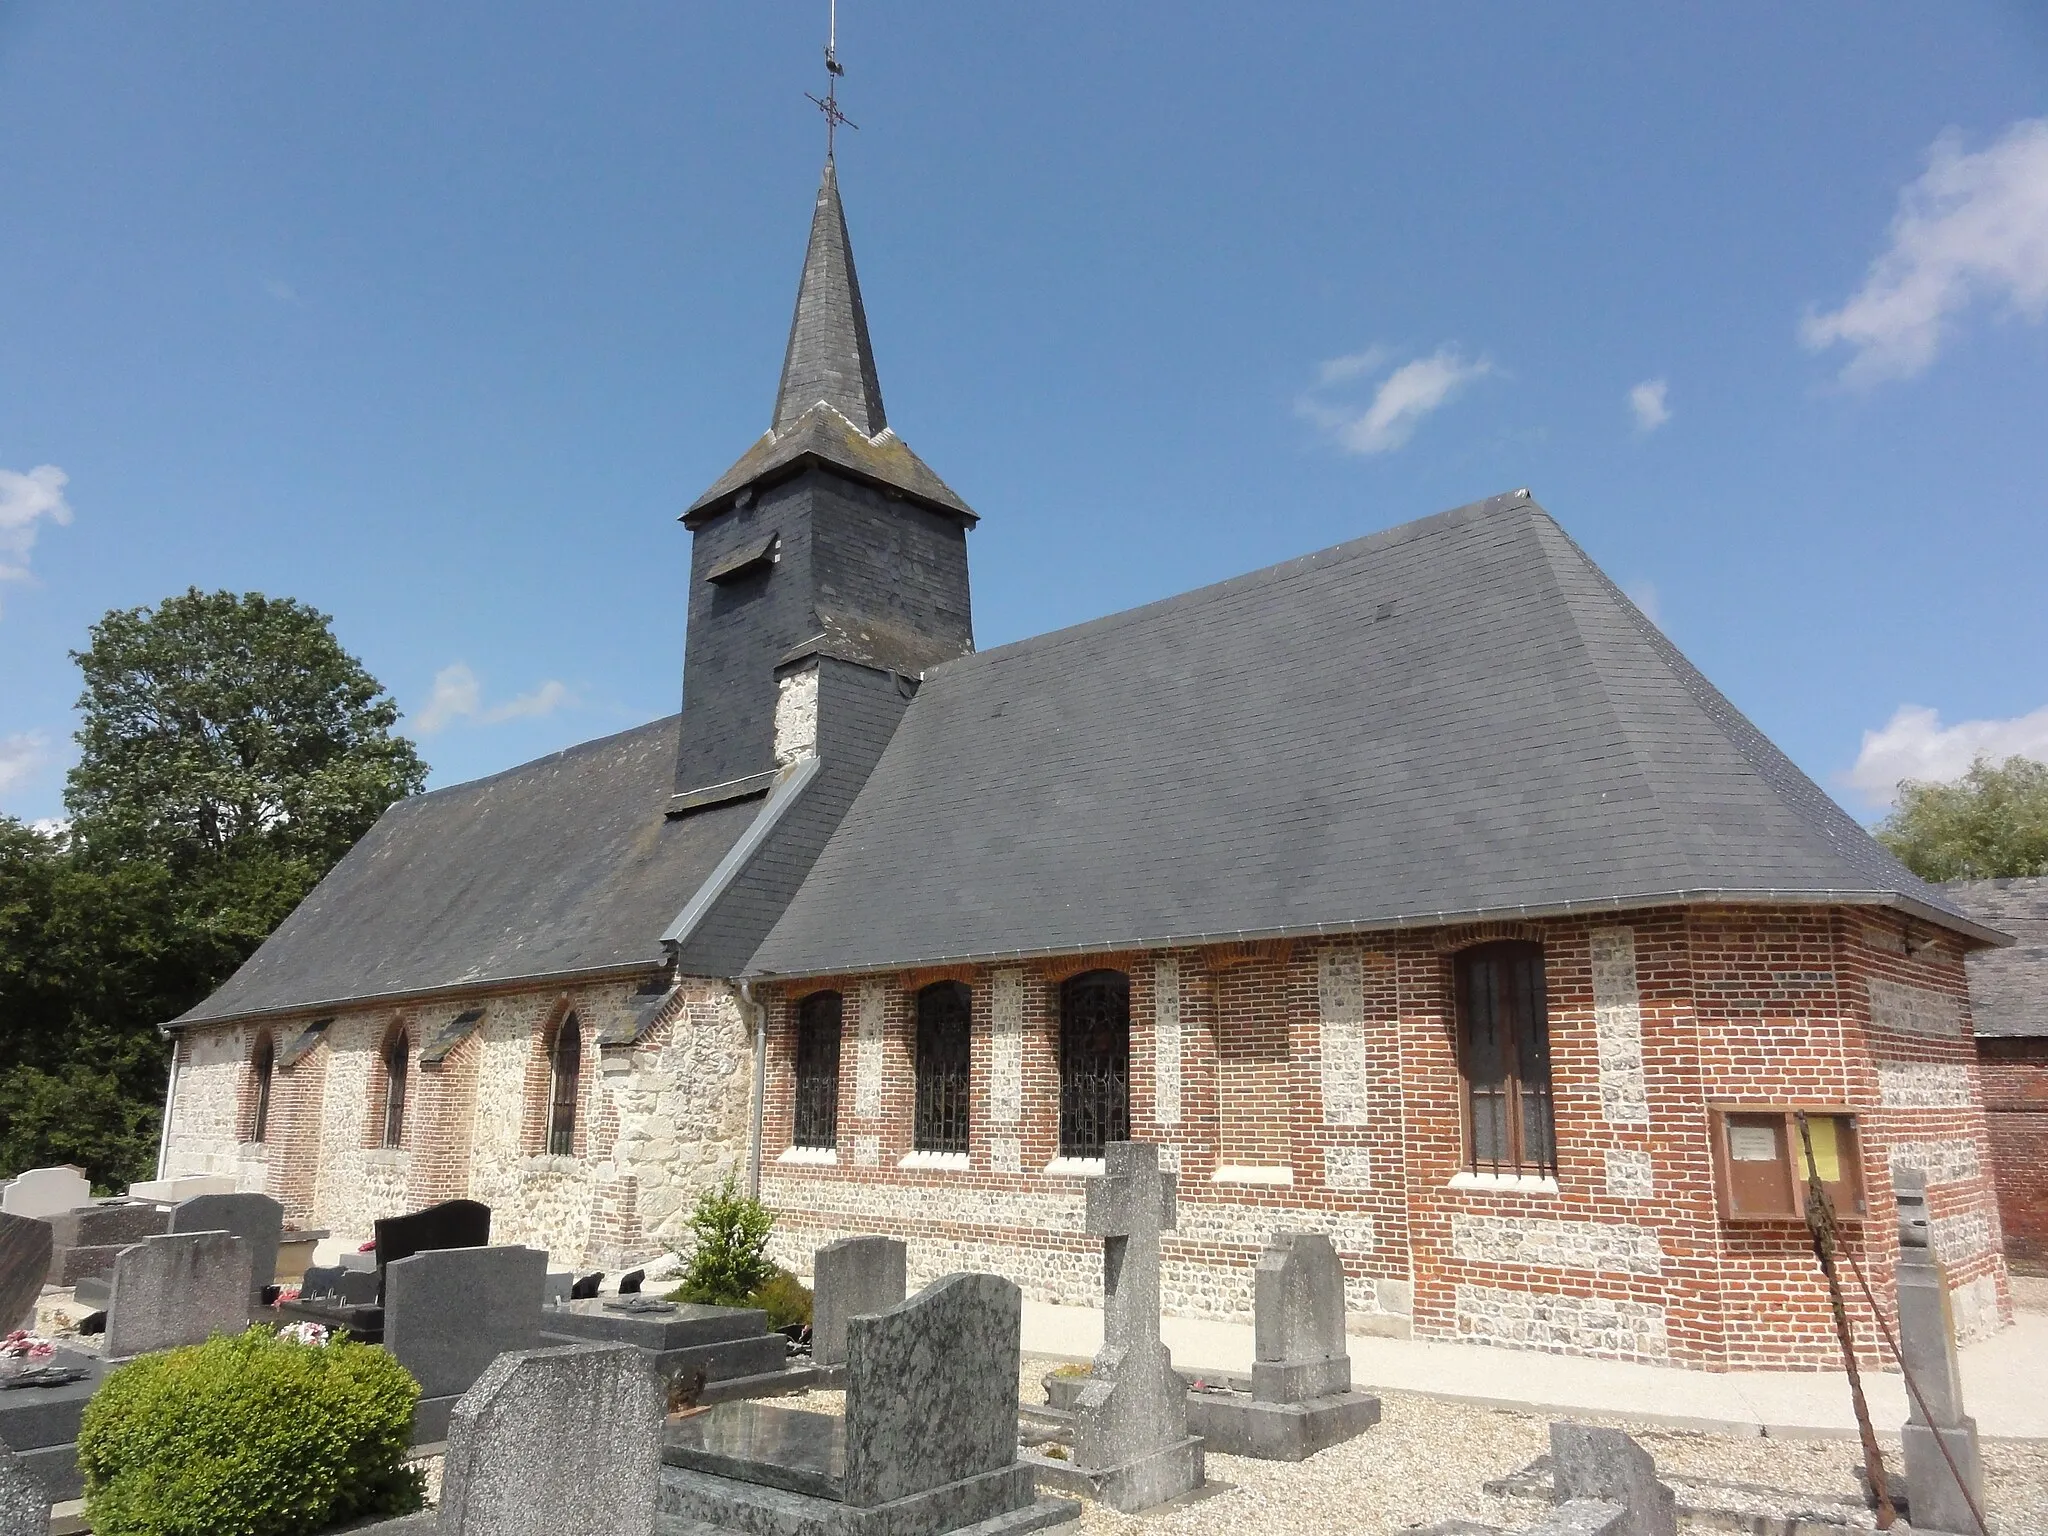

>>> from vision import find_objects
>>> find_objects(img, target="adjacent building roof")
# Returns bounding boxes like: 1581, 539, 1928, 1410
1945, 876, 2048, 1037
746, 492, 2001, 979
174, 717, 757, 1027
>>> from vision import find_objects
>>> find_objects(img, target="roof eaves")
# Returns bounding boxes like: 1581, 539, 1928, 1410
166, 959, 666, 1033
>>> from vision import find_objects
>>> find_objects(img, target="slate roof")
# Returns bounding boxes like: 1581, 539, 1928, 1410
175, 717, 758, 1026
1945, 877, 2048, 1037
746, 491, 2001, 979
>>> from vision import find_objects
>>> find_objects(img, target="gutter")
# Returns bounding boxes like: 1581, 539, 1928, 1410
154, 1035, 181, 1181
738, 978, 768, 1201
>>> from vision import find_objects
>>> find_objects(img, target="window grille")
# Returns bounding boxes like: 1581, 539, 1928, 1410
1455, 942, 1555, 1176
548, 1014, 581, 1156
914, 982, 972, 1153
382, 1031, 409, 1149
1059, 970, 1129, 1158
793, 991, 843, 1150
251, 1035, 274, 1144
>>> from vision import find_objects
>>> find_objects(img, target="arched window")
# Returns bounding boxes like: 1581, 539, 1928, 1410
793, 991, 843, 1150
547, 1013, 582, 1156
1454, 941, 1554, 1177
1059, 970, 1129, 1159
250, 1034, 275, 1144
914, 982, 972, 1154
382, 1029, 410, 1149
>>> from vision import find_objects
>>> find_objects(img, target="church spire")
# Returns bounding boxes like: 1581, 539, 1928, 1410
773, 161, 887, 437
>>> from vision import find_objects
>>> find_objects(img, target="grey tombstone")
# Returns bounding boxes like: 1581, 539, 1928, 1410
0, 1439, 52, 1536
299, 1263, 345, 1299
170, 1192, 284, 1300
1181, 1228, 1381, 1459
811, 1235, 907, 1371
1893, 1170, 1985, 1536
383, 1245, 546, 1403
436, 1342, 662, 1536
0, 1168, 89, 1223
102, 1230, 254, 1358
1042, 1141, 1202, 1511
0, 1215, 53, 1333
1549, 1424, 1676, 1536
45, 1201, 170, 1286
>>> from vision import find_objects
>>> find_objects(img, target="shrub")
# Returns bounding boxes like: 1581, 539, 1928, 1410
669, 1176, 777, 1306
746, 1268, 814, 1331
79, 1326, 422, 1536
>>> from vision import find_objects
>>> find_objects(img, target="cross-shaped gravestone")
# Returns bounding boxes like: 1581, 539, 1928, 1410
1069, 1142, 1202, 1511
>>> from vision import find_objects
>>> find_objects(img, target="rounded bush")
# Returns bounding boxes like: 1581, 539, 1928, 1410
79, 1326, 422, 1536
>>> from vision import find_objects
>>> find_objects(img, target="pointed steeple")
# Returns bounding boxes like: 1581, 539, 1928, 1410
774, 161, 887, 436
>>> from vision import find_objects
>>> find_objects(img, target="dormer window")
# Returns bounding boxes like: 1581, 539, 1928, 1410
706, 532, 780, 584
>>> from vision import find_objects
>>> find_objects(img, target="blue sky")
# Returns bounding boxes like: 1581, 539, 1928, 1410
3, 3, 2045, 829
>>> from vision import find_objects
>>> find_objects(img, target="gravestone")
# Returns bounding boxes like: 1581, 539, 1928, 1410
300, 1263, 345, 1299
811, 1236, 907, 1372
663, 1271, 1078, 1534
1548, 1423, 1675, 1536
383, 1245, 546, 1441
0, 1438, 52, 1536
1893, 1171, 1985, 1536
1035, 1142, 1202, 1511
544, 1270, 573, 1306
540, 1296, 792, 1398
436, 1343, 663, 1536
372, 1200, 491, 1299
126, 1175, 235, 1203
102, 1231, 254, 1358
45, 1201, 170, 1286
0, 1216, 53, 1333
0, 1169, 89, 1222
171, 1192, 285, 1300
1182, 1229, 1381, 1459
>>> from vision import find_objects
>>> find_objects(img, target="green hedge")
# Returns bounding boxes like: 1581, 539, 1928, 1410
79, 1326, 422, 1536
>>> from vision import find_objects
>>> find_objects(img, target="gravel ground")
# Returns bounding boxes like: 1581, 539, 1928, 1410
779, 1353, 2047, 1536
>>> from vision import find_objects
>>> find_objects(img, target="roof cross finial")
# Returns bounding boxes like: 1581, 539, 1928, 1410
806, 0, 858, 161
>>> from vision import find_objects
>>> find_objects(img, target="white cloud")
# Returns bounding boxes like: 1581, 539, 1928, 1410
1622, 580, 1663, 627
1299, 345, 1494, 455
0, 732, 49, 796
1628, 379, 1671, 432
0, 464, 75, 612
1846, 701, 2048, 809
413, 662, 572, 734
1802, 117, 2048, 385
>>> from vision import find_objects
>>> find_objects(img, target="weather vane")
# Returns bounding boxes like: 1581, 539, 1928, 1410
805, 0, 857, 159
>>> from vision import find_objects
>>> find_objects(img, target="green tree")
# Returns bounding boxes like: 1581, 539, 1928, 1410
0, 590, 426, 1189
1876, 754, 2048, 882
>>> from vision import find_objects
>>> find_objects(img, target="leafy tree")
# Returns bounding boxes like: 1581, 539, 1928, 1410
1876, 754, 2048, 882
0, 590, 426, 1189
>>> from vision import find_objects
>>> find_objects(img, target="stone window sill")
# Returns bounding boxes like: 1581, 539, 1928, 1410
779, 1146, 839, 1166
1448, 1170, 1560, 1195
896, 1150, 970, 1171
520, 1154, 580, 1174
1211, 1164, 1294, 1186
1042, 1156, 1105, 1177
236, 1142, 270, 1156
362, 1148, 410, 1170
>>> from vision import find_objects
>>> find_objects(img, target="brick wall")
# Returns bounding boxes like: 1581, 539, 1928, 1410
757, 903, 2012, 1371
1978, 1036, 2048, 1266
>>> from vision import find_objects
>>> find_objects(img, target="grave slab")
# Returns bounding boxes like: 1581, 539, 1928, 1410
811, 1236, 906, 1371
0, 1216, 53, 1333
170, 1192, 285, 1299
103, 1230, 254, 1359
0, 1439, 51, 1536
0, 1349, 106, 1505
125, 1176, 235, 1203
539, 1296, 790, 1389
0, 1171, 89, 1223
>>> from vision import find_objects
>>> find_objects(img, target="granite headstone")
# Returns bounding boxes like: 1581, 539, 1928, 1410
170, 1192, 285, 1300
102, 1230, 254, 1358
1251, 1230, 1351, 1402
1549, 1423, 1676, 1536
0, 1215, 53, 1333
0, 1439, 52, 1536
45, 1201, 170, 1286
437, 1342, 662, 1536
382, 1245, 547, 1400
812, 1236, 907, 1370
372, 1200, 491, 1299
0, 1169, 89, 1222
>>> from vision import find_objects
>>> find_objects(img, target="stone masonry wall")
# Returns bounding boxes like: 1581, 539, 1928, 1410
757, 904, 2011, 1371
163, 973, 752, 1268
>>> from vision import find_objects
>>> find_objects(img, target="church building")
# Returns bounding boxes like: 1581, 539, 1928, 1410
160, 153, 2015, 1372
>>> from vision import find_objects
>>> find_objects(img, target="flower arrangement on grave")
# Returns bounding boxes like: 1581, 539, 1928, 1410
79, 1325, 423, 1536
0, 1329, 57, 1376
667, 1176, 813, 1330
276, 1319, 331, 1346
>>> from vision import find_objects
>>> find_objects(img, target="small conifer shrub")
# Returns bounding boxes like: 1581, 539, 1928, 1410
670, 1175, 778, 1306
78, 1326, 422, 1536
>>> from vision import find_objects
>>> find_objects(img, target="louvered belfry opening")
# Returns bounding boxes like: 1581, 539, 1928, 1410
547, 1014, 582, 1156
1456, 941, 1556, 1177
913, 981, 971, 1154
1058, 970, 1130, 1159
793, 990, 844, 1150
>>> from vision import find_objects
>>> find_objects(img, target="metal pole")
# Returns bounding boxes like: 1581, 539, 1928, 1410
1796, 1111, 1894, 1529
